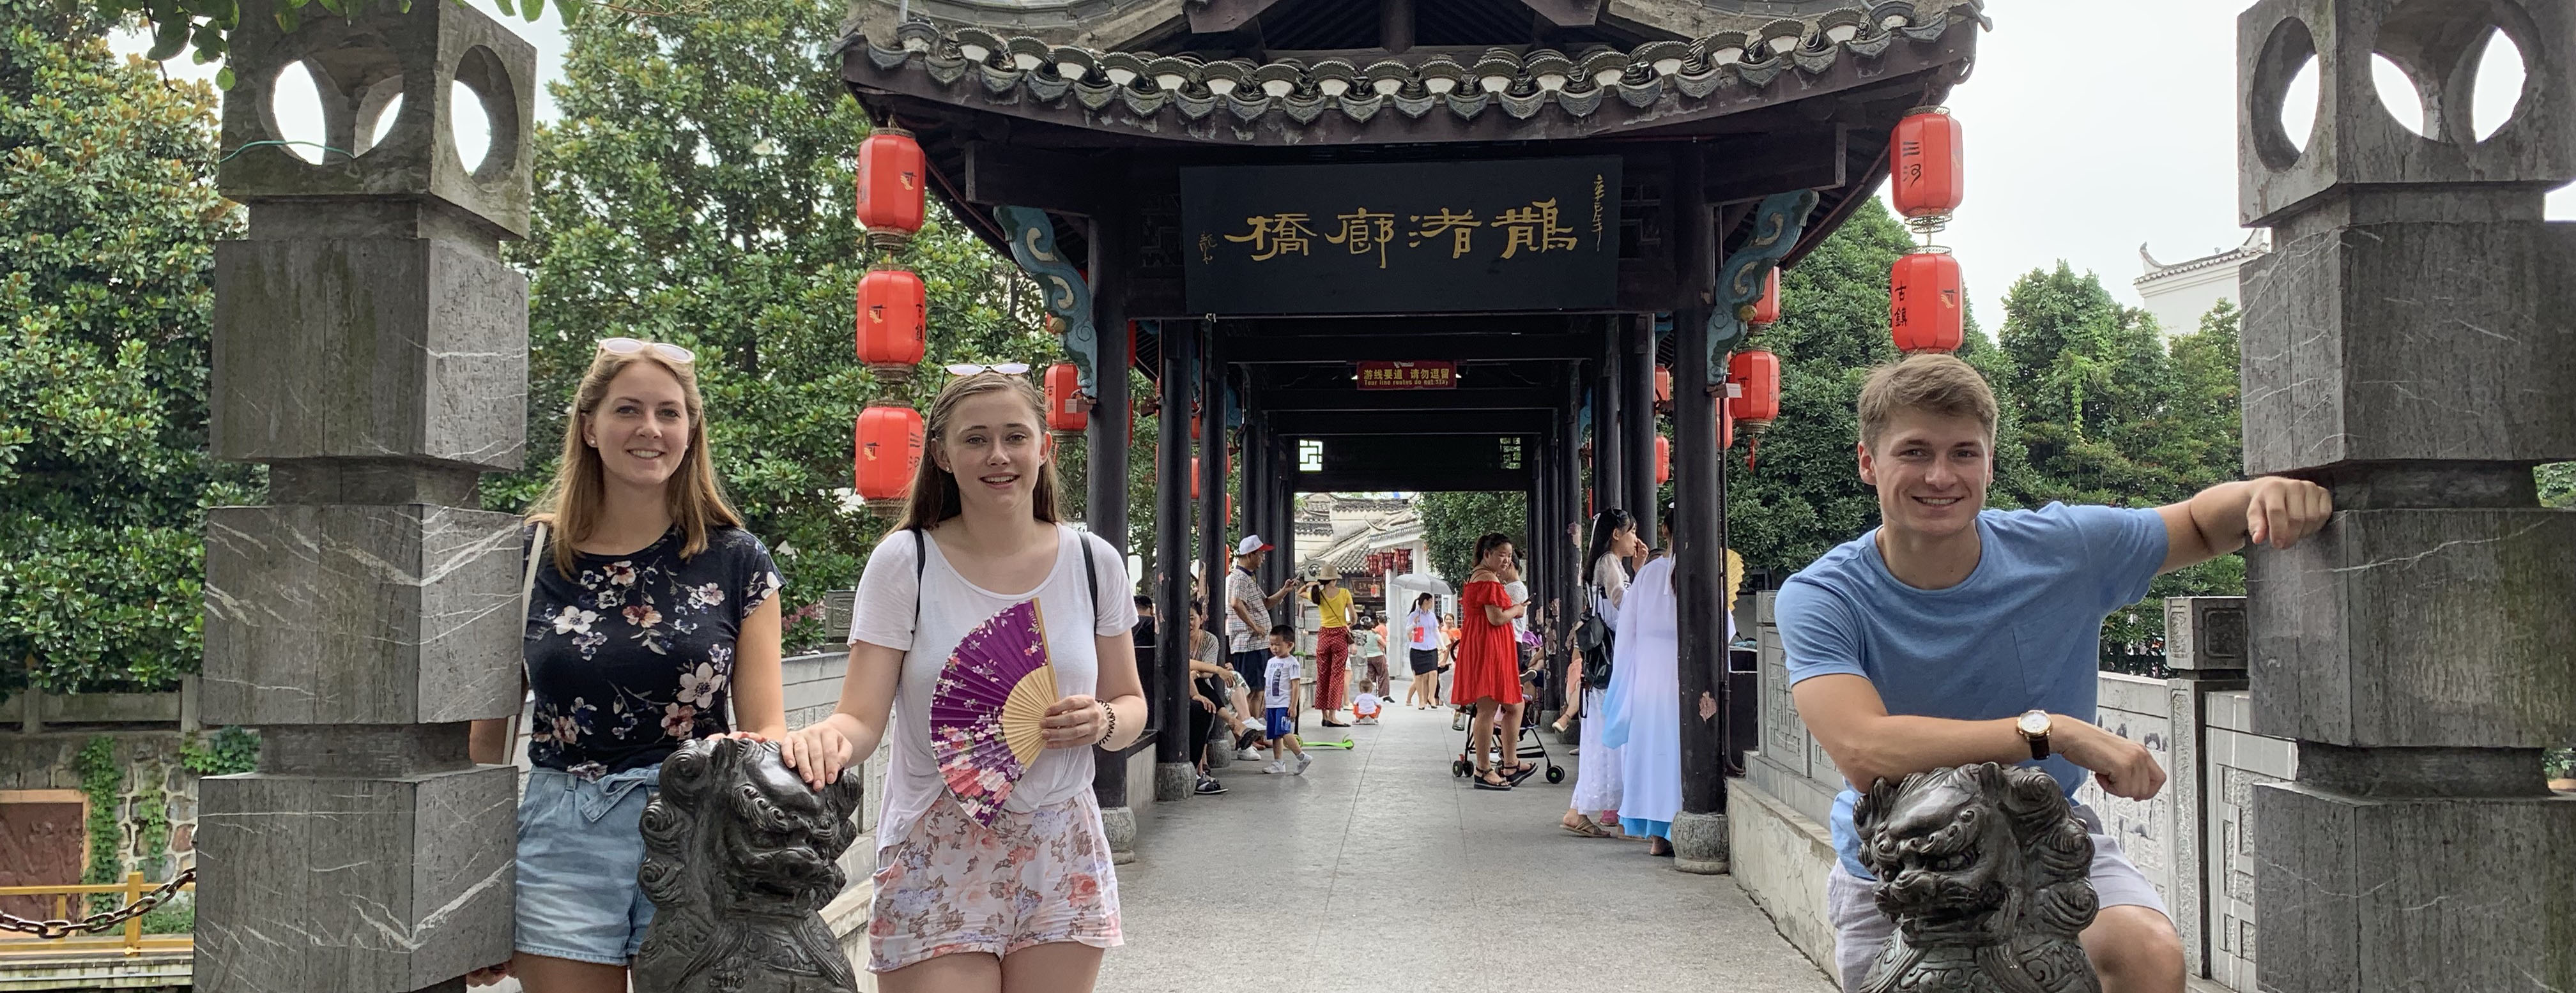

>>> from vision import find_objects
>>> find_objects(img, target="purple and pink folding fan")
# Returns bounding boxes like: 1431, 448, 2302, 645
928, 598, 1060, 826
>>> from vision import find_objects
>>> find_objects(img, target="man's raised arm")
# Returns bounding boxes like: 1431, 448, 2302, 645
2156, 476, 2333, 573
1791, 674, 2165, 801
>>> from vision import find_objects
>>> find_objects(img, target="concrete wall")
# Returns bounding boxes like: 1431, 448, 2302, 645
1729, 595, 2300, 990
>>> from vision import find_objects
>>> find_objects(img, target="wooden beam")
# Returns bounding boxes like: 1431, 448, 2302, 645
1705, 127, 1846, 204
962, 143, 1115, 215
1222, 334, 1599, 363
1284, 469, 1529, 492
1257, 386, 1556, 412
1270, 409, 1551, 435
1190, 0, 1292, 34
1515, 0, 1604, 27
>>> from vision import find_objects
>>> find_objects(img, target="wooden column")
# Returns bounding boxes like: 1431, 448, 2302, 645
1667, 142, 1729, 874
1086, 216, 1135, 828
1195, 324, 1228, 686
1153, 319, 1198, 798
1085, 213, 1131, 563
1621, 313, 1658, 540
1591, 317, 1621, 522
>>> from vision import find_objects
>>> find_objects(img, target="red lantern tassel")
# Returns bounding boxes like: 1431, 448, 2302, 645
1747, 437, 1760, 473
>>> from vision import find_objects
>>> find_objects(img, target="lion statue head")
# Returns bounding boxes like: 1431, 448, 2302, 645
1850, 762, 2101, 993
633, 736, 864, 993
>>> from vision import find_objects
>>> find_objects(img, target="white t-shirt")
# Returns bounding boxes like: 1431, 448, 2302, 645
1503, 579, 1530, 637
1353, 692, 1381, 716
1406, 609, 1442, 651
849, 524, 1136, 851
1263, 655, 1298, 709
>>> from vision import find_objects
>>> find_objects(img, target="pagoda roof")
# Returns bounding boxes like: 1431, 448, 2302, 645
838, 1, 1984, 144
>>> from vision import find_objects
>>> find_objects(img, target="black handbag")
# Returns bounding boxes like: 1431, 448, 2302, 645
1574, 586, 1615, 690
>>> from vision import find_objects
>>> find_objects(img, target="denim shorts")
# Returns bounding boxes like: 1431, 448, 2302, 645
514, 765, 661, 965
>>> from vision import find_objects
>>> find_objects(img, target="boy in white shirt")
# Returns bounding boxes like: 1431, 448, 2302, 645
1351, 679, 1383, 724
1263, 625, 1312, 775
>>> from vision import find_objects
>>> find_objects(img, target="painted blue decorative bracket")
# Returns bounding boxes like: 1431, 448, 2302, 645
1575, 389, 1592, 446
1705, 190, 1821, 386
996, 205, 1098, 397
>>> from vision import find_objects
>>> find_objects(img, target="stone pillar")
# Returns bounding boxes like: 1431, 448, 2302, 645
2236, 3, 2576, 989
195, 3, 532, 990
1668, 146, 1728, 875
1182, 324, 1227, 801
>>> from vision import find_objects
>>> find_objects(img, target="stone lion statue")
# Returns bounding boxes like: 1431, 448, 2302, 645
1850, 762, 2101, 993
633, 736, 864, 993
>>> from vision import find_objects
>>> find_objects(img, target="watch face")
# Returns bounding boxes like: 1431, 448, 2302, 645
2018, 711, 2050, 736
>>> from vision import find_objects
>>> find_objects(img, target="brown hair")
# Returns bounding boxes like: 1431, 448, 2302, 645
528, 344, 742, 577
1857, 353, 1998, 450
894, 372, 1065, 531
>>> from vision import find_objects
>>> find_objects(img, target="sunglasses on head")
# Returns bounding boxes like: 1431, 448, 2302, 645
944, 363, 1032, 377
598, 337, 696, 365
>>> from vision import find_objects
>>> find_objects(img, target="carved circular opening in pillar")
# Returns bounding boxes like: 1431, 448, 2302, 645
2370, 52, 2432, 139
452, 45, 521, 183
2469, 27, 2527, 142
266, 60, 333, 164
2373, 0, 2542, 147
2248, 17, 2319, 171
351, 80, 404, 157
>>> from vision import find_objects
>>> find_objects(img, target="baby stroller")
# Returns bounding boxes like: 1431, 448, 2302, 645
1450, 654, 1563, 784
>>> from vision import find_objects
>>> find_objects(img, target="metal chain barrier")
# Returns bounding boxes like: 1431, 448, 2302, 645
0, 868, 195, 940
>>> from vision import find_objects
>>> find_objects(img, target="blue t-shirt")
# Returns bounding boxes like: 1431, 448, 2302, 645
1775, 503, 2166, 878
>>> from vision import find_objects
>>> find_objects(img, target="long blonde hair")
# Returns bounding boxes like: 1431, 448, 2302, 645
528, 345, 743, 577
894, 372, 1064, 531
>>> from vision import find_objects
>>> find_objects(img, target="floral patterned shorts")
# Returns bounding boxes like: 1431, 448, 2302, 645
866, 791, 1123, 973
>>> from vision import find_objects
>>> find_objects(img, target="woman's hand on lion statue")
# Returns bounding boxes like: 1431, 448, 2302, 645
779, 722, 855, 791
1040, 694, 1110, 748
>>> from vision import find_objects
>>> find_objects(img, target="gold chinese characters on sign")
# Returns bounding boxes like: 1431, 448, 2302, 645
1216, 197, 1588, 266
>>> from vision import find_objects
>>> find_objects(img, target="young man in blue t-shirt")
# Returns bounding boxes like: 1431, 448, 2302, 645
1777, 354, 2330, 993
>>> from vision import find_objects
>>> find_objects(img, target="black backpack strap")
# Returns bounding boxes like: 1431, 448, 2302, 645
910, 525, 927, 628
1079, 529, 1100, 623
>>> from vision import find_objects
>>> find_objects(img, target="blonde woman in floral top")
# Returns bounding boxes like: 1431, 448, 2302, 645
467, 338, 785, 993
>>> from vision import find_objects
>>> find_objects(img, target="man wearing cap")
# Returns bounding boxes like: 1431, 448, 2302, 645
1226, 535, 1300, 713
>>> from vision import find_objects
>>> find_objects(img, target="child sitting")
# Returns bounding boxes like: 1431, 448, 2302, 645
1263, 625, 1312, 775
1352, 679, 1384, 724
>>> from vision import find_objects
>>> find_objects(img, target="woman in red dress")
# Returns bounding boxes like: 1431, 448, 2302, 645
1451, 533, 1530, 791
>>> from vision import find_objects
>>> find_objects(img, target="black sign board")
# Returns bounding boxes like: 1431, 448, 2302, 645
1180, 157, 1621, 315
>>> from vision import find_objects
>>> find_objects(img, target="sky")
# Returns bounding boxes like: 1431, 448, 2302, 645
116, 1, 2575, 328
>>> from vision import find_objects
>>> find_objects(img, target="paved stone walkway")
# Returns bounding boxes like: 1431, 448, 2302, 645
1099, 675, 1836, 993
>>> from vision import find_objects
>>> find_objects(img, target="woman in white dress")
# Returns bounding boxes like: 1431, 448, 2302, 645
1600, 516, 1680, 857
1560, 510, 1640, 838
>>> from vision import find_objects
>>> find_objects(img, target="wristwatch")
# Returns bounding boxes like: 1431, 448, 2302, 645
2016, 709, 2052, 761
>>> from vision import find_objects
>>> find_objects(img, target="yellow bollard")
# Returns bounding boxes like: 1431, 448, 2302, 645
123, 872, 143, 955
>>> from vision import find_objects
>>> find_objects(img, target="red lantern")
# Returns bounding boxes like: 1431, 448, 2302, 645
856, 268, 926, 385
1655, 366, 1673, 404
1717, 398, 1735, 450
854, 406, 924, 519
1890, 250, 1965, 354
1746, 267, 1781, 327
855, 127, 926, 250
1192, 456, 1199, 501
1045, 363, 1087, 437
1890, 108, 1965, 229
1654, 434, 1671, 486
1728, 350, 1781, 434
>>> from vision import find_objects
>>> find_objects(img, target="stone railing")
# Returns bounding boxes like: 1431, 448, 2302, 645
1730, 593, 2296, 992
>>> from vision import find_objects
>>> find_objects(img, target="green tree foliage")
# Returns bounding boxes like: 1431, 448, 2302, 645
0, 14, 258, 694
484, 0, 1048, 646
2539, 463, 2574, 508
1998, 269, 2246, 665
1715, 199, 2036, 577
1417, 491, 1525, 585
68, 0, 609, 89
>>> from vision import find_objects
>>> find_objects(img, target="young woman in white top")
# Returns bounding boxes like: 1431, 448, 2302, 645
781, 372, 1146, 993
1402, 593, 1445, 709
1558, 509, 1641, 838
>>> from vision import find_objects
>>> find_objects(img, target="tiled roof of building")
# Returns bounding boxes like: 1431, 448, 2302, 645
845, 3, 1984, 134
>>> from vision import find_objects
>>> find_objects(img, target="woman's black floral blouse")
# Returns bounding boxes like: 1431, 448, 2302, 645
522, 524, 781, 778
